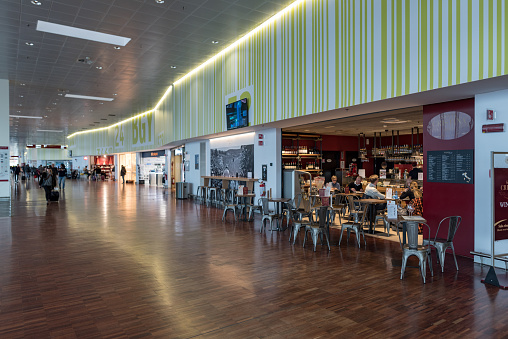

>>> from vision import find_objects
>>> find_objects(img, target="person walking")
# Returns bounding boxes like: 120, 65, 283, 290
120, 165, 127, 184
58, 164, 66, 189
14, 165, 21, 183
41, 169, 53, 204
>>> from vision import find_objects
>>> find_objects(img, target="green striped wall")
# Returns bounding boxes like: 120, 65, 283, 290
69, 0, 508, 156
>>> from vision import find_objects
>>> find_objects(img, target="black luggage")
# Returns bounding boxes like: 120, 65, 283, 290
21, 175, 26, 180
50, 190, 60, 202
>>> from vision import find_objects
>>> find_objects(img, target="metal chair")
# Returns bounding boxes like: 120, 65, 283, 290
259, 198, 281, 233
283, 199, 310, 244
423, 216, 462, 272
328, 193, 345, 226
337, 196, 367, 248
397, 221, 433, 283
293, 193, 313, 222
221, 189, 239, 222
303, 206, 331, 251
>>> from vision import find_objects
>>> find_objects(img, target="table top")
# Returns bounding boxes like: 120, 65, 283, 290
360, 198, 386, 204
238, 193, 256, 198
386, 215, 427, 223
336, 192, 364, 196
269, 198, 290, 203
202, 176, 258, 181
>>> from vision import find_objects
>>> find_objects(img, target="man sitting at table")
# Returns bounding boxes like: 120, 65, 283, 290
364, 175, 385, 199
328, 175, 341, 191
348, 175, 364, 192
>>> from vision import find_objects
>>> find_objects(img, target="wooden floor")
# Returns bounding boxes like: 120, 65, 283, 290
1, 178, 507, 338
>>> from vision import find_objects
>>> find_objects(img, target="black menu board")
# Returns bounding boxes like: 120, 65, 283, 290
427, 150, 474, 184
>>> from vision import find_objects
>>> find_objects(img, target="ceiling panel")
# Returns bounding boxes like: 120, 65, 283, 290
2, 0, 296, 151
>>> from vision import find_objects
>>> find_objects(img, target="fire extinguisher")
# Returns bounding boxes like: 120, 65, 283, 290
259, 181, 266, 197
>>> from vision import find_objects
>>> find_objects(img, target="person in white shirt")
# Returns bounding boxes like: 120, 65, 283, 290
364, 175, 385, 199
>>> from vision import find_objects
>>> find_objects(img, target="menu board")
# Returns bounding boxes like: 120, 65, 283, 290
0, 146, 9, 182
427, 149, 474, 184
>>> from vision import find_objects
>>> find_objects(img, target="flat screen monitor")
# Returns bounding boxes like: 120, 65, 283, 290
226, 98, 248, 130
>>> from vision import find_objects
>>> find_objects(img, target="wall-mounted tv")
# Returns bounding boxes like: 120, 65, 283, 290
226, 98, 248, 130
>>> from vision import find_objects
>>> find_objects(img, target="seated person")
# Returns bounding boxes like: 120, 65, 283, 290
364, 175, 386, 214
348, 175, 363, 192
328, 175, 341, 191
400, 181, 419, 200
364, 175, 385, 199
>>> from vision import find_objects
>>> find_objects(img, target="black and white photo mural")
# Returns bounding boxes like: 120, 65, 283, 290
210, 144, 254, 189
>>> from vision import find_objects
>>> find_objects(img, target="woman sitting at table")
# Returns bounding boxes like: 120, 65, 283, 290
328, 175, 341, 191
348, 175, 363, 192
400, 181, 420, 200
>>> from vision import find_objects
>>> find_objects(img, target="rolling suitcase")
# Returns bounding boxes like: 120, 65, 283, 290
50, 190, 60, 202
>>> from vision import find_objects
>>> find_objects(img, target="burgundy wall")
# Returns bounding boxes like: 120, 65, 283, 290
423, 98, 474, 257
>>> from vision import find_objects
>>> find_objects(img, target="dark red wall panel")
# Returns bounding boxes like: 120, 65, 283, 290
423, 98, 474, 257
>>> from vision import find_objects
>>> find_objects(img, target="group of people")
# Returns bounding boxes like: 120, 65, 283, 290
327, 173, 424, 226
36, 164, 67, 203
82, 165, 127, 183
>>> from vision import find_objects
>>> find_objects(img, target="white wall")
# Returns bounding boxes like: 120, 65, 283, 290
254, 129, 281, 199
475, 89, 508, 267
0, 80, 9, 198
184, 141, 202, 195
72, 156, 89, 173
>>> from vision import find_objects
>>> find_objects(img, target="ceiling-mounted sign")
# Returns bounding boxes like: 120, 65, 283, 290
482, 123, 504, 133
141, 150, 165, 158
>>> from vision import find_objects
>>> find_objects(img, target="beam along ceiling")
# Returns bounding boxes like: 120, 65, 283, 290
2, 0, 295, 153
283, 107, 424, 137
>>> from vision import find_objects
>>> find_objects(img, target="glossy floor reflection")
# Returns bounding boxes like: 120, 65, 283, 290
2, 178, 507, 338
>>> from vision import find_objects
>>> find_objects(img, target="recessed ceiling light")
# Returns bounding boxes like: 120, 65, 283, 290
89, 109, 94, 112
17, 104, 22, 106
212, 40, 219, 44
113, 46, 121, 50
37, 129, 63, 133
99, 102, 104, 104
155, 0, 164, 3
113, 93, 117, 96
65, 94, 114, 101
170, 65, 177, 69
58, 93, 63, 96
96, 66, 103, 70
19, 95, 23, 98
44, 115, 48, 118
25, 42, 34, 46
31, 0, 42, 5
52, 102, 57, 105
36, 20, 131, 46
9, 115, 43, 119
20, 83, 25, 86
16, 110, 21, 113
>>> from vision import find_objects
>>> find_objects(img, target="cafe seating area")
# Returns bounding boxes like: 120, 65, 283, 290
195, 175, 462, 284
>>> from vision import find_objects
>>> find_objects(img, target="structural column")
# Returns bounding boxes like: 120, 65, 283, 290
0, 79, 10, 198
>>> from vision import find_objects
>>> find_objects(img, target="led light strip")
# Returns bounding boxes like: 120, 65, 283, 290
67, 109, 155, 138
69, 0, 306, 139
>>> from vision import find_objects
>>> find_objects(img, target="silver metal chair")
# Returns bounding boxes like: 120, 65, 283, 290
423, 216, 462, 272
259, 198, 281, 233
303, 206, 331, 251
338, 196, 367, 248
221, 189, 239, 222
293, 193, 312, 222
283, 199, 310, 244
328, 193, 345, 226
397, 221, 433, 283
